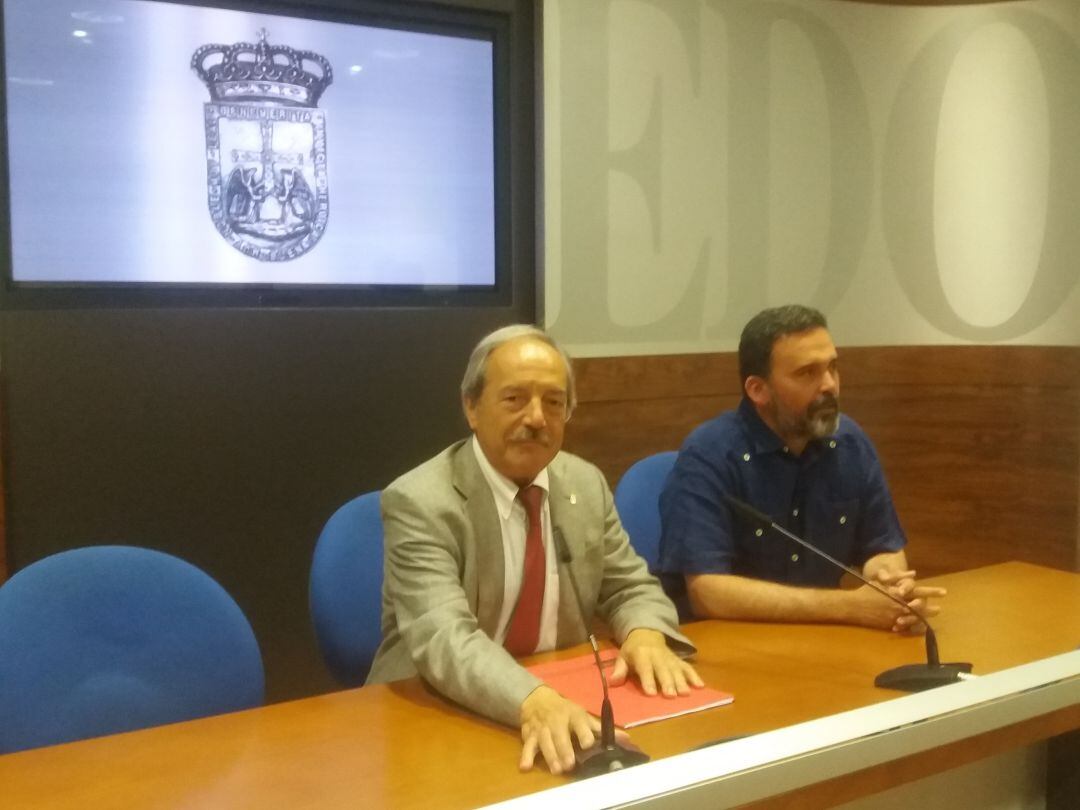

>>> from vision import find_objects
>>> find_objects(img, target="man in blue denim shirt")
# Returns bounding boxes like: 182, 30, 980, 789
658, 305, 945, 631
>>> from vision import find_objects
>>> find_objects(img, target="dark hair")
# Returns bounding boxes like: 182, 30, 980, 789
738, 305, 828, 383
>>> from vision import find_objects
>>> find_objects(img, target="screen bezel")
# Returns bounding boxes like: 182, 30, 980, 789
0, 0, 513, 310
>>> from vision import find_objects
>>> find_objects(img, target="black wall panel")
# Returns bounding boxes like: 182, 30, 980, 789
0, 0, 537, 701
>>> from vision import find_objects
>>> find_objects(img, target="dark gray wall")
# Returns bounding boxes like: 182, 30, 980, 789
0, 0, 537, 702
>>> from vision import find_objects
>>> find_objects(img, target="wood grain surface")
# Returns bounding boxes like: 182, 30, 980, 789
0, 562, 1076, 810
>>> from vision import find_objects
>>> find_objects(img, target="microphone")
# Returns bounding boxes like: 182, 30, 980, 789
552, 527, 649, 777
722, 494, 972, 692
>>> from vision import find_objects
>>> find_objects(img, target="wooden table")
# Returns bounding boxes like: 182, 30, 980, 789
1, 562, 1077, 809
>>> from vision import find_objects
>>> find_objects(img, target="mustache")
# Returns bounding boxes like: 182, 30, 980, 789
808, 392, 839, 415
510, 426, 550, 444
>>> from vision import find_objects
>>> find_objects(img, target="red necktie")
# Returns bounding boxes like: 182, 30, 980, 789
503, 485, 546, 657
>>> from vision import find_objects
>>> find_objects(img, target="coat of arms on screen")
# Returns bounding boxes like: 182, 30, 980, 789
192, 30, 332, 262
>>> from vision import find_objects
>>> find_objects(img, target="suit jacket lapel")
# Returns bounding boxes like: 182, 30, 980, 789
452, 440, 505, 634
548, 456, 588, 643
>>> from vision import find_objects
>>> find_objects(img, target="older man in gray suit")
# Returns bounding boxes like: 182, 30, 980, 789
366, 325, 702, 775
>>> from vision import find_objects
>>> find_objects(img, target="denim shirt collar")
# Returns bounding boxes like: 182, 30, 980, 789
737, 397, 787, 455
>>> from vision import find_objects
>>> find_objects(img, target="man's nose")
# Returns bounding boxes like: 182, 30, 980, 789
822, 369, 839, 394
522, 396, 547, 426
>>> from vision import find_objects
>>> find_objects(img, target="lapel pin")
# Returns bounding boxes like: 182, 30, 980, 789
569, 493, 577, 505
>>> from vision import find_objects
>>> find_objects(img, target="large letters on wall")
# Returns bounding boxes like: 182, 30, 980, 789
544, 0, 1080, 355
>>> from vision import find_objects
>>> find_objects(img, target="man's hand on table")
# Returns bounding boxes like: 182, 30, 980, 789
518, 630, 702, 774
854, 568, 946, 633
518, 685, 599, 775
608, 628, 704, 697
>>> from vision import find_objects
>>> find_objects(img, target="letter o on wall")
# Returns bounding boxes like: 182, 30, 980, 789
881, 11, 1080, 341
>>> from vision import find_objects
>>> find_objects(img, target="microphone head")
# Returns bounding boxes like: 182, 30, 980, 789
721, 493, 773, 529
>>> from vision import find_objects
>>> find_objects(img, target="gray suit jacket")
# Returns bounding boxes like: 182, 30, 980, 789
366, 439, 694, 727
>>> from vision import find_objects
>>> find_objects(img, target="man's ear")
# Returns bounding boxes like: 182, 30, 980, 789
744, 375, 770, 408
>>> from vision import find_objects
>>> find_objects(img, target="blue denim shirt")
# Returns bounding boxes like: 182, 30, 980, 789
658, 398, 906, 615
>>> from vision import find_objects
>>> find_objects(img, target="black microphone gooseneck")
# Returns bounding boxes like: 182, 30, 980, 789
552, 528, 650, 777
722, 494, 972, 692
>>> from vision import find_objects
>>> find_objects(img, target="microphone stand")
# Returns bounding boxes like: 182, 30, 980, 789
723, 495, 972, 692
553, 529, 650, 777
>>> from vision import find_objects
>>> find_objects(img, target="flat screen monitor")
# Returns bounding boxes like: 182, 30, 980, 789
0, 0, 509, 307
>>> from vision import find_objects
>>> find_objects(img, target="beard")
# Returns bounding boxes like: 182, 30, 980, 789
771, 392, 840, 442
806, 394, 841, 438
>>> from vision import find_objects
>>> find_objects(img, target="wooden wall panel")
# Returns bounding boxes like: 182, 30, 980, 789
565, 346, 1080, 577
565, 353, 742, 483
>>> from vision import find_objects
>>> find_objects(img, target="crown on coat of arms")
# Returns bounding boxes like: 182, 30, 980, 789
192, 29, 333, 107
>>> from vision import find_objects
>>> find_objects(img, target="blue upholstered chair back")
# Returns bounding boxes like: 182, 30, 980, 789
614, 451, 678, 572
309, 491, 384, 687
0, 545, 265, 754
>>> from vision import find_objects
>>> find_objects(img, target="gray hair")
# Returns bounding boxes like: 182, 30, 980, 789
738, 305, 828, 384
460, 325, 577, 413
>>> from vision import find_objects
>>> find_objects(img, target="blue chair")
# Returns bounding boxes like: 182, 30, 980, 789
0, 545, 264, 754
309, 491, 384, 687
614, 451, 678, 572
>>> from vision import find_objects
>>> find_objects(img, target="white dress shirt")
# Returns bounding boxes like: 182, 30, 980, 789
471, 436, 560, 653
